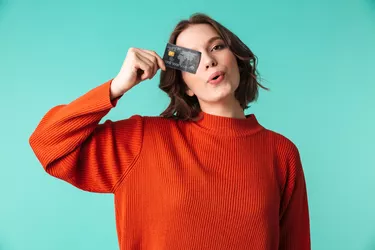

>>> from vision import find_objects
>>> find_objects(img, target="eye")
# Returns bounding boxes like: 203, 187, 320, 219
211, 44, 226, 52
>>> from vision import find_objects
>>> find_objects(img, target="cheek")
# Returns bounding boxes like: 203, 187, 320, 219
228, 54, 239, 69
182, 71, 205, 89
220, 52, 239, 74
182, 72, 197, 91
226, 55, 240, 82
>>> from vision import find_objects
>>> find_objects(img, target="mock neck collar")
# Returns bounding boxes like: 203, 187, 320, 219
192, 111, 264, 136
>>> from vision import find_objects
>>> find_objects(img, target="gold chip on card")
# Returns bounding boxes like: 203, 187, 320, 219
168, 50, 175, 57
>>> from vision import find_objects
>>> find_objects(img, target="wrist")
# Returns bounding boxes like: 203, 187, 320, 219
110, 79, 123, 100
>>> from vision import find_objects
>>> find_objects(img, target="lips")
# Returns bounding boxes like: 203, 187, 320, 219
207, 71, 225, 83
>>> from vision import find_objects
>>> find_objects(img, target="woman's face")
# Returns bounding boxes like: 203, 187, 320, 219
176, 23, 240, 110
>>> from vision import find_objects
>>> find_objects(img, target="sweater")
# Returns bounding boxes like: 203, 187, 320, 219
29, 79, 311, 250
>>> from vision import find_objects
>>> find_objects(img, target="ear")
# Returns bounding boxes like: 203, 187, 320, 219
186, 88, 194, 97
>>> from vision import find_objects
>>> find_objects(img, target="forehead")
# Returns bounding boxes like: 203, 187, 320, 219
176, 24, 221, 50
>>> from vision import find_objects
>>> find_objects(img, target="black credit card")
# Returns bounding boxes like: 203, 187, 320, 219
162, 43, 201, 74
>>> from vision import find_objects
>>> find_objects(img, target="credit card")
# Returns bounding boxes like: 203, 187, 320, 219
162, 43, 201, 74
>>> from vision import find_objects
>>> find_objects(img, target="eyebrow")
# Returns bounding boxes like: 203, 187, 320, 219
191, 36, 223, 51
206, 36, 223, 45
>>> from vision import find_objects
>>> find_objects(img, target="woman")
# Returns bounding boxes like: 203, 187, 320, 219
29, 13, 311, 250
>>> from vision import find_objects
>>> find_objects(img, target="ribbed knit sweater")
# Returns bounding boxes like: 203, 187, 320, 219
29, 79, 311, 250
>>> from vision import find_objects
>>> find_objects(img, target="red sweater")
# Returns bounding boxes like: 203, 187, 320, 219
29, 79, 311, 250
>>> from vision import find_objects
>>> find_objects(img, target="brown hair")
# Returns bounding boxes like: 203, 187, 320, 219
159, 13, 269, 121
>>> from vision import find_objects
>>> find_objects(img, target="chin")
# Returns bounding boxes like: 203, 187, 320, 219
199, 82, 238, 103
206, 92, 237, 104
216, 84, 237, 98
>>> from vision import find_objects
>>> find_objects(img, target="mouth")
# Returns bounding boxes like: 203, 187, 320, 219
207, 71, 225, 85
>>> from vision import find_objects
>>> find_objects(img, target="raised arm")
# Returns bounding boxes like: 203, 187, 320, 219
29, 47, 166, 193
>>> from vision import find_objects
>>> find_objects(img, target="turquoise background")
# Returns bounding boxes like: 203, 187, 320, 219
1, 0, 374, 249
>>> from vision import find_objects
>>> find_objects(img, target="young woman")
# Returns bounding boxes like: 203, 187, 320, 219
29, 13, 311, 250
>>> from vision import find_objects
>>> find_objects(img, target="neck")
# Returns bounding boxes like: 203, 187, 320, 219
194, 110, 263, 137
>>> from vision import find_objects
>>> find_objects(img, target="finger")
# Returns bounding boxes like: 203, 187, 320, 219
141, 49, 167, 71
138, 52, 158, 77
132, 48, 156, 75
135, 54, 155, 80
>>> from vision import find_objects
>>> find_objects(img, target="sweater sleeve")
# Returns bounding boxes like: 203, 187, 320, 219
278, 141, 311, 250
29, 79, 143, 193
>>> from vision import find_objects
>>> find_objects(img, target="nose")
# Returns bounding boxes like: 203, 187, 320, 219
204, 55, 217, 69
